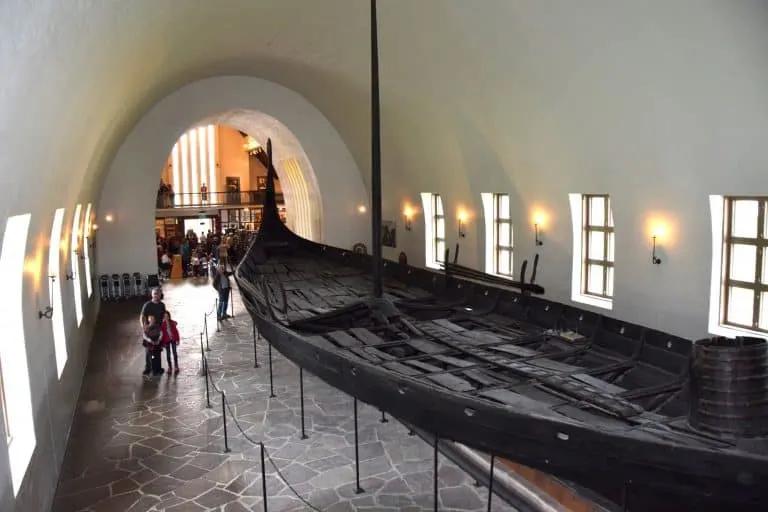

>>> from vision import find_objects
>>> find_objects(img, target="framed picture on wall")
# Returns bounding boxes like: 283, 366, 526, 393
256, 176, 267, 189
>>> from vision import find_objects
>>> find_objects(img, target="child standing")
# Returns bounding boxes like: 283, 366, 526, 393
143, 315, 164, 376
160, 311, 181, 374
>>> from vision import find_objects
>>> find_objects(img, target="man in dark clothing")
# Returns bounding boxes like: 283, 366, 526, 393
212, 264, 231, 321
140, 287, 167, 375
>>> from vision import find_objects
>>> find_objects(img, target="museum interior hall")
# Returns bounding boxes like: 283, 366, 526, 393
1, 1, 768, 511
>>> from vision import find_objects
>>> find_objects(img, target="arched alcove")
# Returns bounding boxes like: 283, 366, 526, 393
96, 76, 371, 275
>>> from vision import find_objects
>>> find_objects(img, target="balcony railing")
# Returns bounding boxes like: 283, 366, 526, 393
156, 190, 284, 209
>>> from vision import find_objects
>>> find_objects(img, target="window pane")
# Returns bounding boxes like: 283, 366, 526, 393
608, 206, 614, 228
436, 241, 445, 262
606, 267, 614, 297
763, 251, 768, 285
498, 250, 511, 275
498, 224, 511, 246
586, 264, 604, 295
588, 197, 605, 226
436, 218, 445, 237
499, 195, 510, 218
588, 231, 605, 260
760, 292, 768, 331
435, 197, 443, 215
727, 286, 754, 326
730, 244, 757, 282
607, 233, 615, 262
731, 200, 758, 238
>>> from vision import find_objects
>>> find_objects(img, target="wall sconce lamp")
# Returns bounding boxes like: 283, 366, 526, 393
651, 236, 662, 265
357, 205, 367, 214
403, 206, 414, 231
65, 272, 75, 281
457, 211, 469, 238
38, 275, 56, 319
104, 214, 114, 223
534, 223, 544, 246
533, 211, 546, 246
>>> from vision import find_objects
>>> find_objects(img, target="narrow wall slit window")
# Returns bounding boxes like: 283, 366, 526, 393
83, 203, 93, 298
433, 194, 446, 264
420, 192, 446, 270
720, 197, 768, 332
582, 194, 615, 298
71, 204, 83, 326
0, 359, 9, 442
50, 208, 68, 378
0, 213, 37, 496
494, 194, 513, 277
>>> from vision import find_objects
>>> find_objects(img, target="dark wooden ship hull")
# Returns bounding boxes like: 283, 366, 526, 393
235, 147, 768, 512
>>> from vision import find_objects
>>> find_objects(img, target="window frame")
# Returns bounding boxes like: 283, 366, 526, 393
493, 193, 514, 277
582, 194, 614, 299
721, 196, 768, 332
432, 194, 445, 264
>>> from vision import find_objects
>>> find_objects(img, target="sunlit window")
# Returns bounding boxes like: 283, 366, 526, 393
71, 204, 83, 326
582, 195, 615, 298
49, 208, 68, 378
717, 197, 768, 332
569, 193, 614, 310
421, 193, 445, 269
83, 203, 93, 298
0, 213, 37, 495
481, 193, 514, 277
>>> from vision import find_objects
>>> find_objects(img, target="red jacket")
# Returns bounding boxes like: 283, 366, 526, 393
160, 319, 180, 345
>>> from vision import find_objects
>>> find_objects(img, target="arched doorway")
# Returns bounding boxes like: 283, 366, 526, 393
96, 76, 370, 276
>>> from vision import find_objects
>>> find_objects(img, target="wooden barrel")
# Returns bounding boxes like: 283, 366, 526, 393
689, 336, 768, 437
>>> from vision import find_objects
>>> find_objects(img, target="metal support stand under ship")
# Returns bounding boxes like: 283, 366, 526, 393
235, 141, 768, 512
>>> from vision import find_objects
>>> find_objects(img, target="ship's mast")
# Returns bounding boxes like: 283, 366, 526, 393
370, 0, 383, 298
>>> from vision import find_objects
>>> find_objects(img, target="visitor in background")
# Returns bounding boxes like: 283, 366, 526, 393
160, 311, 181, 374
213, 264, 231, 321
200, 183, 208, 205
219, 239, 229, 271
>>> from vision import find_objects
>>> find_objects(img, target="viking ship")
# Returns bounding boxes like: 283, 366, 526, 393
234, 140, 768, 511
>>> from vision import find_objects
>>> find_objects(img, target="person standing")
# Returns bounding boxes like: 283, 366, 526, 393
160, 311, 181, 374
200, 183, 208, 205
139, 288, 167, 375
212, 264, 231, 321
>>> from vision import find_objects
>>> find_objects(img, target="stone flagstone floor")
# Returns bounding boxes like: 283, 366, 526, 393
52, 278, 516, 511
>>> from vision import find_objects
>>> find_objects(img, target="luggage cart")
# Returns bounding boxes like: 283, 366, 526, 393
99, 275, 110, 301
110, 274, 122, 300
121, 273, 132, 299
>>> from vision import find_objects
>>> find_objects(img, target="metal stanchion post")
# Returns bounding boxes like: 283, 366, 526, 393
299, 368, 308, 439
230, 287, 234, 318
433, 435, 439, 512
221, 391, 231, 453
486, 455, 495, 512
353, 398, 364, 494
380, 410, 388, 423
199, 333, 207, 377
204, 314, 210, 351
252, 320, 259, 368
215, 298, 220, 332
268, 343, 276, 398
260, 443, 268, 512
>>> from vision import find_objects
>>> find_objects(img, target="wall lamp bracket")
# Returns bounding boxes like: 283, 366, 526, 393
38, 307, 54, 320
651, 236, 662, 265
404, 217, 413, 232
534, 224, 544, 246
458, 220, 467, 238
65, 272, 75, 281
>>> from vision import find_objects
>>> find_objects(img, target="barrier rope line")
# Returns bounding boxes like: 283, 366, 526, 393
199, 305, 322, 511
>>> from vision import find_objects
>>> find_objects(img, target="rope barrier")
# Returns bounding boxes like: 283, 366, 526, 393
201, 350, 322, 510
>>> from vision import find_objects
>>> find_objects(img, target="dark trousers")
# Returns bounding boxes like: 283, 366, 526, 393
144, 345, 163, 373
165, 342, 179, 367
218, 288, 230, 318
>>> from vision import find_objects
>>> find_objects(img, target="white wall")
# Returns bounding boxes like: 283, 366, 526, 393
378, 0, 768, 340
0, 207, 99, 512
97, 76, 369, 276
